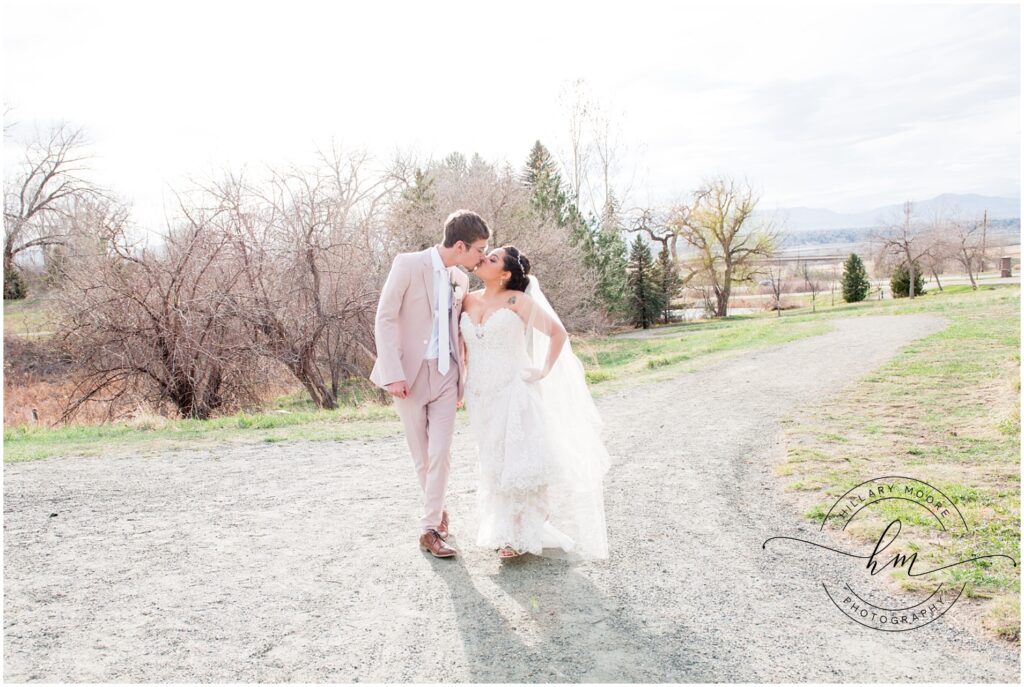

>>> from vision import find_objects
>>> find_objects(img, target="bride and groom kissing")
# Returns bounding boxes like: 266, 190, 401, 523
369, 209, 612, 561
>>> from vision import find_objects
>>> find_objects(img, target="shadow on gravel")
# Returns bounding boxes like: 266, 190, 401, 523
422, 549, 713, 681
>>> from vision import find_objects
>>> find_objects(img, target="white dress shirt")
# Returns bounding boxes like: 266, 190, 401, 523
423, 246, 454, 366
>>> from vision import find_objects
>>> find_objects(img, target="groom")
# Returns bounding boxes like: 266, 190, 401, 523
369, 209, 490, 558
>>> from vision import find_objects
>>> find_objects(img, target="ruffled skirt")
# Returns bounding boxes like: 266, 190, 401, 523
466, 373, 581, 556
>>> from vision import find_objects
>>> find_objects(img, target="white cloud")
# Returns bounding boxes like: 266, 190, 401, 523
3, 0, 1019, 228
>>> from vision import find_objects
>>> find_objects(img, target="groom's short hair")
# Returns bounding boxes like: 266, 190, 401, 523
442, 209, 490, 248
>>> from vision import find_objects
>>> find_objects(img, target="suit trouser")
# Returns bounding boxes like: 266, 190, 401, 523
393, 352, 459, 534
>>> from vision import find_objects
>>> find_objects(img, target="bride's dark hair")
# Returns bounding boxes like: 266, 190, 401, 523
500, 245, 531, 292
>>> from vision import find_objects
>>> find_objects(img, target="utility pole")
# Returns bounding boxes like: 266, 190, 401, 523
980, 209, 988, 275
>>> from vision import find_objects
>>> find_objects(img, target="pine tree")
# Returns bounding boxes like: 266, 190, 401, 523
401, 167, 435, 208
594, 223, 629, 317
522, 140, 561, 189
651, 243, 682, 323
4, 266, 27, 300
890, 259, 926, 298
522, 140, 570, 228
521, 141, 628, 318
841, 252, 871, 303
588, 193, 628, 317
398, 167, 438, 250
627, 234, 662, 328
442, 151, 467, 174
43, 244, 68, 288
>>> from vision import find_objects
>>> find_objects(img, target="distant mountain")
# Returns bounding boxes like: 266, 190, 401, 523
758, 193, 1020, 231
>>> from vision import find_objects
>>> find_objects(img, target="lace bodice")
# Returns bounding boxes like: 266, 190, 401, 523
459, 307, 533, 398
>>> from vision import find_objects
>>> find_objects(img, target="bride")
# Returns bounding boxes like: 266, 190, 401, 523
458, 245, 612, 560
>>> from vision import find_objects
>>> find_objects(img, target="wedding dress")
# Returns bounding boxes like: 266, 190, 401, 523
458, 276, 611, 560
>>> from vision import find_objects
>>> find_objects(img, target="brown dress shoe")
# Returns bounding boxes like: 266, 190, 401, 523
437, 510, 449, 540
419, 529, 457, 558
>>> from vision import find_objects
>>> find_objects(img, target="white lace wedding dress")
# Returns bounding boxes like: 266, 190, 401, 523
459, 305, 609, 559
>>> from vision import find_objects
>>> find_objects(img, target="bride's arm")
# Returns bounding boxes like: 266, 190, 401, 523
519, 294, 568, 377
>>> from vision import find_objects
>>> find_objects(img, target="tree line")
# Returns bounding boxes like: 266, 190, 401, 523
3, 118, 1000, 421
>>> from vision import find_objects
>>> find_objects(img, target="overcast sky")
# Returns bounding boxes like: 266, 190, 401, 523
3, 0, 1020, 229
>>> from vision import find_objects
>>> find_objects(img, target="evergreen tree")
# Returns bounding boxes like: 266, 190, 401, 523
522, 140, 561, 189
520, 141, 628, 318
626, 234, 662, 328
4, 266, 27, 300
522, 140, 569, 226
566, 204, 596, 255
398, 167, 437, 251
401, 167, 436, 208
43, 244, 68, 288
442, 151, 467, 174
594, 222, 629, 317
651, 243, 683, 323
841, 252, 871, 303
890, 259, 926, 298
589, 193, 629, 317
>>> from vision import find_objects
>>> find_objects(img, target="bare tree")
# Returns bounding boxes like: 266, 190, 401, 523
949, 212, 987, 289
765, 260, 786, 316
920, 236, 951, 292
557, 78, 592, 209
208, 146, 395, 409
687, 266, 720, 319
628, 205, 689, 261
3, 104, 18, 138
56, 194, 266, 421
872, 201, 933, 299
3, 122, 104, 274
674, 176, 779, 317
919, 204, 958, 292
798, 259, 826, 313
590, 98, 622, 219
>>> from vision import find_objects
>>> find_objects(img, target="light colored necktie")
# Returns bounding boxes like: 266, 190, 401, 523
437, 267, 449, 374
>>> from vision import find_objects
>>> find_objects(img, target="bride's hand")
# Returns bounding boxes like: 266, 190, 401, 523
520, 367, 545, 383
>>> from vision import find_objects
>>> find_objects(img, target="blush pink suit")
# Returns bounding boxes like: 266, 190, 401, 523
369, 248, 470, 534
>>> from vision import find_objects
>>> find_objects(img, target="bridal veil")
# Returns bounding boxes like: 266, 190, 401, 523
523, 274, 612, 560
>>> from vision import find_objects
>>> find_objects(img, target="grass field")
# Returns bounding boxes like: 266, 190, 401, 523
774, 284, 1020, 641
2, 293, 54, 339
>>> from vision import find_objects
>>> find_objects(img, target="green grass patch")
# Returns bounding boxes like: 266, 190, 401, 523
777, 284, 1020, 641
3, 404, 404, 462
577, 317, 833, 395
3, 295, 55, 339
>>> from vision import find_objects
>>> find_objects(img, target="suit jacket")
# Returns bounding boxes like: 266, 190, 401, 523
369, 247, 469, 402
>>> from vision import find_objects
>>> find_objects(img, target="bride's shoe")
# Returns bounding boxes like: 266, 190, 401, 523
497, 544, 522, 559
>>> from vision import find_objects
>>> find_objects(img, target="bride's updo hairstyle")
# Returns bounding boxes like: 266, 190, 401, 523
500, 245, 531, 292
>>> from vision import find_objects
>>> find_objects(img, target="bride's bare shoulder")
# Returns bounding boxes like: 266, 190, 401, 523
502, 290, 533, 308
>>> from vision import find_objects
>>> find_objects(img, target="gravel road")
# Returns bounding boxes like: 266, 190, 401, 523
4, 313, 1020, 682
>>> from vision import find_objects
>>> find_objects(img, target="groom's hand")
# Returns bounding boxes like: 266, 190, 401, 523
386, 380, 409, 399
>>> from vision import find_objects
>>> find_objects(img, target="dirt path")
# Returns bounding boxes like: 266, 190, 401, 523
4, 313, 1020, 682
